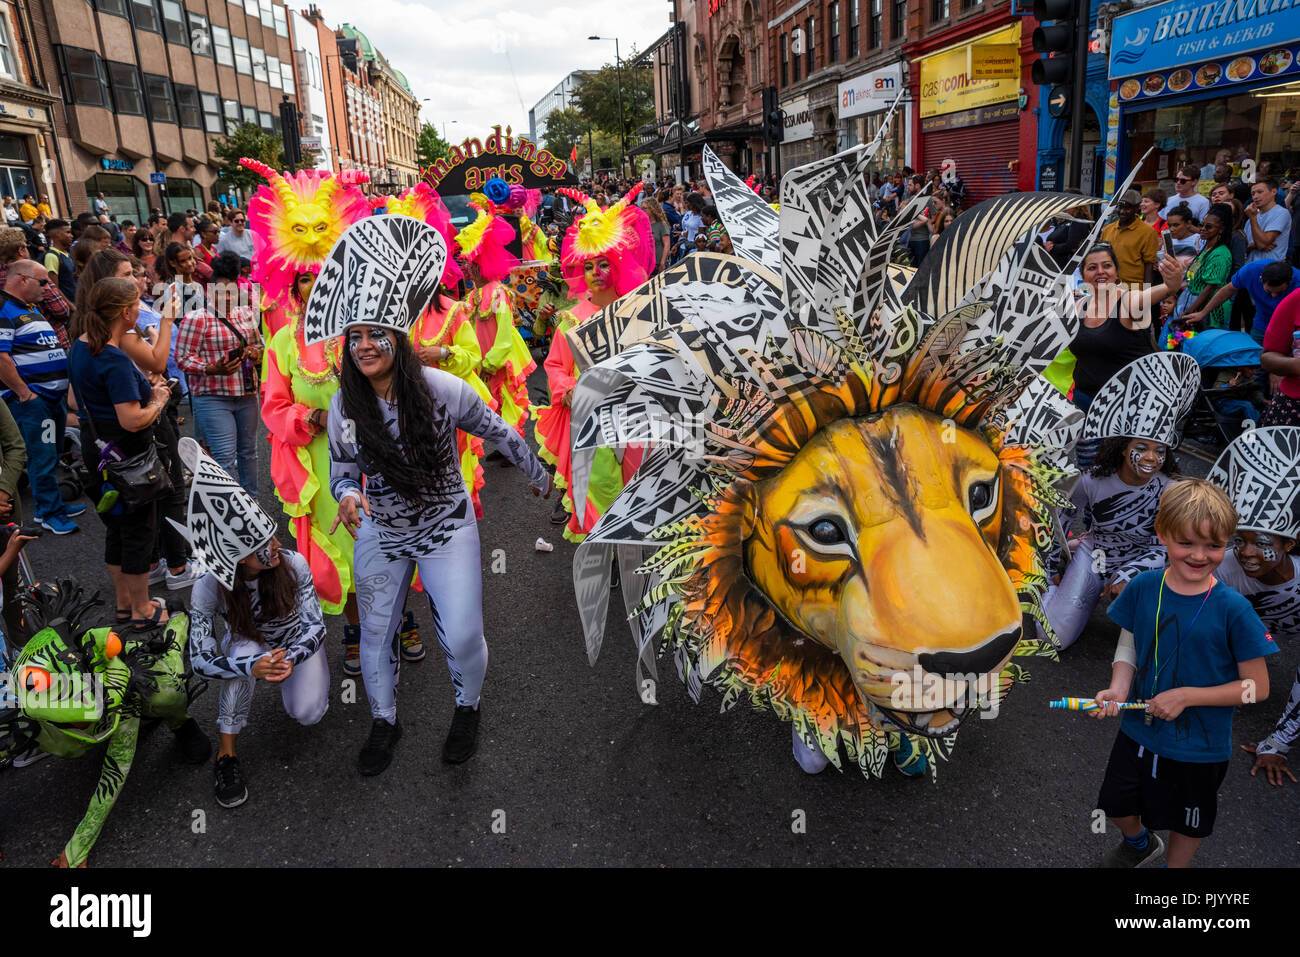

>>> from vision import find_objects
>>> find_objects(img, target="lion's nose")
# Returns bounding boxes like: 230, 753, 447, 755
917, 624, 1021, 677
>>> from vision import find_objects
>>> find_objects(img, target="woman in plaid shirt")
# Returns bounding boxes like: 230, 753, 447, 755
176, 251, 263, 495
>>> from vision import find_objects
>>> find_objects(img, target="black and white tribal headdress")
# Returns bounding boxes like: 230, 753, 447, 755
1208, 426, 1300, 540
168, 437, 277, 590
1082, 351, 1200, 447
301, 214, 447, 345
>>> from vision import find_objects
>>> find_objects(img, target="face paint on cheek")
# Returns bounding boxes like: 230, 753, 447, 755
372, 335, 395, 355
1255, 535, 1278, 564
254, 543, 274, 566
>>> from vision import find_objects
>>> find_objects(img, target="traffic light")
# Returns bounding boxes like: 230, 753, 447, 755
1031, 0, 1077, 86
762, 86, 783, 147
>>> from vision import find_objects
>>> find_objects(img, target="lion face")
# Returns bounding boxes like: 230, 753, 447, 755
742, 406, 1022, 735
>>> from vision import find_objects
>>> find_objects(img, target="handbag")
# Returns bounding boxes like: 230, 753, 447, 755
70, 376, 173, 510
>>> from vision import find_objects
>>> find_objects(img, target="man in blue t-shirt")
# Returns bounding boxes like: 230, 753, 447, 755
1089, 479, 1278, 868
0, 260, 81, 535
1183, 259, 1300, 343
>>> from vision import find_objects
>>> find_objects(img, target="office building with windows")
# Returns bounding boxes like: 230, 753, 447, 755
31, 0, 300, 220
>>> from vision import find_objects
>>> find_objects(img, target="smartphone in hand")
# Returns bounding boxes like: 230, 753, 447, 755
226, 346, 243, 363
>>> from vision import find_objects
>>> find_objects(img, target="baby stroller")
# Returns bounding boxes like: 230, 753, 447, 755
1168, 326, 1264, 451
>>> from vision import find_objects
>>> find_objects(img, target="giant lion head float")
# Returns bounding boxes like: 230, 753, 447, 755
564, 120, 1137, 778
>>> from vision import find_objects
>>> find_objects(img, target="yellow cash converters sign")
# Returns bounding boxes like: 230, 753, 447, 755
919, 23, 1022, 119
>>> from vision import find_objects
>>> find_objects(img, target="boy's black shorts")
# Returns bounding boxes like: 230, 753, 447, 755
1096, 731, 1229, 839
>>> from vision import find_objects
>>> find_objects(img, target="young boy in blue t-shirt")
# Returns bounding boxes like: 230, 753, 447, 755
1091, 478, 1278, 867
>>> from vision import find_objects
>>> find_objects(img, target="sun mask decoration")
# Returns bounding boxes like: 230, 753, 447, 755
564, 125, 1135, 779
385, 181, 464, 289
240, 159, 372, 307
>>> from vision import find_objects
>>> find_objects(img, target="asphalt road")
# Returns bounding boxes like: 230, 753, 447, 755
3, 377, 1297, 868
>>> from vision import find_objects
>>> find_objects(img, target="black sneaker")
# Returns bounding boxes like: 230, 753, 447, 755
173, 717, 211, 764
358, 718, 402, 776
550, 497, 569, 524
1100, 831, 1165, 868
213, 755, 248, 808
442, 704, 481, 764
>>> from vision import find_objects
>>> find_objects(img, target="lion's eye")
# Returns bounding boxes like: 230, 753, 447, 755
809, 518, 846, 545
967, 476, 999, 524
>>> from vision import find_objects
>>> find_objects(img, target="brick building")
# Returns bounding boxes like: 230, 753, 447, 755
903, 0, 1038, 204
0, 0, 62, 215
32, 0, 300, 220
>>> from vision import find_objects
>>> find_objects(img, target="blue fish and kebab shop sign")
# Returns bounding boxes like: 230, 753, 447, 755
1110, 0, 1300, 78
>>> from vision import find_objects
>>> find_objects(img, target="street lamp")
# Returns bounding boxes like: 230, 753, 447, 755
588, 35, 626, 176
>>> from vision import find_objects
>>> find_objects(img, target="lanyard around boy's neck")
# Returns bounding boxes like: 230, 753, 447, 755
1150, 570, 1215, 699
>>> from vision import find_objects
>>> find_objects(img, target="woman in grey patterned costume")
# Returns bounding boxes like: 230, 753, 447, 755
329, 325, 552, 777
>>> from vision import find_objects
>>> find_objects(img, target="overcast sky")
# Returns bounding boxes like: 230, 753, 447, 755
314, 0, 673, 141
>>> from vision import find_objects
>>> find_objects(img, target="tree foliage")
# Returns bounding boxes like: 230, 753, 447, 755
211, 123, 285, 191
570, 57, 655, 146
416, 122, 452, 169
541, 107, 588, 160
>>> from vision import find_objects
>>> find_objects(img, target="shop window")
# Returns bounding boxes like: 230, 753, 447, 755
144, 73, 176, 124
57, 46, 109, 109
233, 36, 251, 75
201, 92, 223, 133
159, 0, 186, 44
870, 0, 881, 48
212, 25, 233, 67
828, 3, 839, 65
188, 12, 211, 57
87, 172, 149, 223
129, 0, 158, 32
268, 54, 281, 90
107, 61, 145, 115
175, 84, 202, 129
95, 0, 128, 18
0, 6, 17, 79
0, 165, 35, 203
251, 46, 267, 83
805, 17, 815, 75
931, 0, 949, 21
223, 98, 240, 133
164, 177, 202, 215
0, 134, 28, 163
892, 0, 905, 39
242, 105, 257, 127
273, 3, 287, 37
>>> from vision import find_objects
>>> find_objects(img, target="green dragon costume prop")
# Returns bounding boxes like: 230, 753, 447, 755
0, 581, 207, 866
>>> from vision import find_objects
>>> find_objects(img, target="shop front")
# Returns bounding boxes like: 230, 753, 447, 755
778, 93, 815, 170
87, 159, 149, 223
838, 62, 907, 173
914, 22, 1027, 205
1106, 0, 1300, 195
0, 97, 58, 215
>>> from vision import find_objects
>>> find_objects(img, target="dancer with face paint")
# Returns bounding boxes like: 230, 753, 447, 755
306, 216, 552, 775
1208, 426, 1300, 786
173, 437, 328, 808
387, 184, 493, 520
534, 185, 650, 538
249, 162, 420, 675
449, 201, 534, 439
1038, 353, 1200, 650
